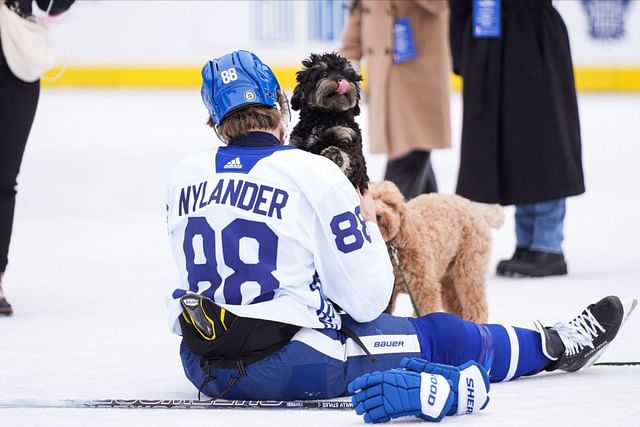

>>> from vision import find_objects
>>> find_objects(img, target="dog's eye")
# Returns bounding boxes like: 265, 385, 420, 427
320, 71, 327, 78
376, 213, 382, 222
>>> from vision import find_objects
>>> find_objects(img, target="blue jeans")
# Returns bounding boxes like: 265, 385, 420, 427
515, 199, 566, 253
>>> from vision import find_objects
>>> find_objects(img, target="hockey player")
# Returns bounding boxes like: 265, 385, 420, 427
165, 50, 636, 423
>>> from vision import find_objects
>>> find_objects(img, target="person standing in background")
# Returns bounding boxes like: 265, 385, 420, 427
0, 0, 75, 315
449, 0, 585, 277
339, 0, 451, 200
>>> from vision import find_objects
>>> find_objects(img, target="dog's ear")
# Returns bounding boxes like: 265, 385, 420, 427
292, 56, 317, 111
302, 53, 321, 69
346, 63, 362, 116
353, 69, 363, 83
382, 180, 407, 215
290, 82, 303, 111
349, 82, 361, 116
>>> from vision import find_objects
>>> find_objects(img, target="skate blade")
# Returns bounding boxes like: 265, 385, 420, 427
621, 298, 638, 324
583, 298, 637, 369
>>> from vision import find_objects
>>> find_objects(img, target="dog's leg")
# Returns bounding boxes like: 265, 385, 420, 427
405, 263, 443, 318
447, 248, 490, 323
325, 125, 357, 145
320, 146, 351, 173
440, 274, 464, 318
312, 125, 356, 154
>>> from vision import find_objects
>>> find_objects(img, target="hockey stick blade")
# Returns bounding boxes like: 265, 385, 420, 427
0, 398, 355, 410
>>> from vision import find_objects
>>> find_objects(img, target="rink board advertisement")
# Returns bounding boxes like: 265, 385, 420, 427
40, 0, 639, 91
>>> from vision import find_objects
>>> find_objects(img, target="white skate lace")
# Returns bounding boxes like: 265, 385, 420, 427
552, 308, 606, 356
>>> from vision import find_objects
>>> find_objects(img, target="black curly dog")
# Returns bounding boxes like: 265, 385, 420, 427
290, 53, 369, 191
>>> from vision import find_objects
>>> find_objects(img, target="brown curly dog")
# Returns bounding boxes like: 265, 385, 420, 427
370, 181, 504, 323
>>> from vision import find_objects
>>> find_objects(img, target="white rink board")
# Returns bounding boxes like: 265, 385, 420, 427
45, 1, 640, 67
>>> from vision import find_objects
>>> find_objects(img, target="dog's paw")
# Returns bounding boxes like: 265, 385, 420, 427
326, 126, 356, 146
321, 146, 351, 173
289, 135, 304, 148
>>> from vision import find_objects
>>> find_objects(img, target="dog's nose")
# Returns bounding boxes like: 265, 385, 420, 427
336, 79, 350, 95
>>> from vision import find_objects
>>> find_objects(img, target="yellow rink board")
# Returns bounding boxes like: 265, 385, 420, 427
41, 66, 640, 92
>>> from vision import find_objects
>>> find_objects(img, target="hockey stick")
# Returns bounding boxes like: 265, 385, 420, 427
0, 398, 355, 410
594, 362, 640, 366
2, 361, 638, 410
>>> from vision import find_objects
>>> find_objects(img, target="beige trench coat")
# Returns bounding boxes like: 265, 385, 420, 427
340, 0, 451, 160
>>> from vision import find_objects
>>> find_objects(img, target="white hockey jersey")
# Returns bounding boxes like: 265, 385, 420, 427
165, 134, 394, 335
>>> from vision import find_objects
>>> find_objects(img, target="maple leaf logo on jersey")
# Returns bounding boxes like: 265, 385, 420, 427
223, 157, 243, 169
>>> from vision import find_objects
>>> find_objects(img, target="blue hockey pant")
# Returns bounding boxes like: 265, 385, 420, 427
180, 312, 551, 400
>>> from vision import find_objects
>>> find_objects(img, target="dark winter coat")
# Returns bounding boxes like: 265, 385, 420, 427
450, 0, 585, 206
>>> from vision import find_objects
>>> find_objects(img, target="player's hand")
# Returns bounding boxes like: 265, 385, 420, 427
401, 358, 491, 415
348, 369, 454, 423
358, 189, 377, 223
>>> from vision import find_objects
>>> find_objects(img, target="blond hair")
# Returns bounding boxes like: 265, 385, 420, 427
210, 106, 281, 143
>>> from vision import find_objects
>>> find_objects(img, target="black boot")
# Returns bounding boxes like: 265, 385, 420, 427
534, 296, 636, 372
0, 279, 12, 316
499, 250, 567, 278
496, 247, 531, 276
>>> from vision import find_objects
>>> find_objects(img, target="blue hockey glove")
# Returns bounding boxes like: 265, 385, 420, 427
348, 369, 455, 423
401, 357, 490, 416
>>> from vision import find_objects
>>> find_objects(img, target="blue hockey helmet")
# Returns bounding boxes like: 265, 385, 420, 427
201, 50, 281, 126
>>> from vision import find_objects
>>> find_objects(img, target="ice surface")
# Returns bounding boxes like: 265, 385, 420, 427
0, 90, 638, 426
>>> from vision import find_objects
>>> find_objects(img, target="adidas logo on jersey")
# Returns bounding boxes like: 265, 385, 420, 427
223, 157, 243, 169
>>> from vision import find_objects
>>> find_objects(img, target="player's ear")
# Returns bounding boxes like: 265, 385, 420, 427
276, 122, 285, 145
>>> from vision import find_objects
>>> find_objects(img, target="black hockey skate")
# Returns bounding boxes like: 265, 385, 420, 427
534, 296, 637, 372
